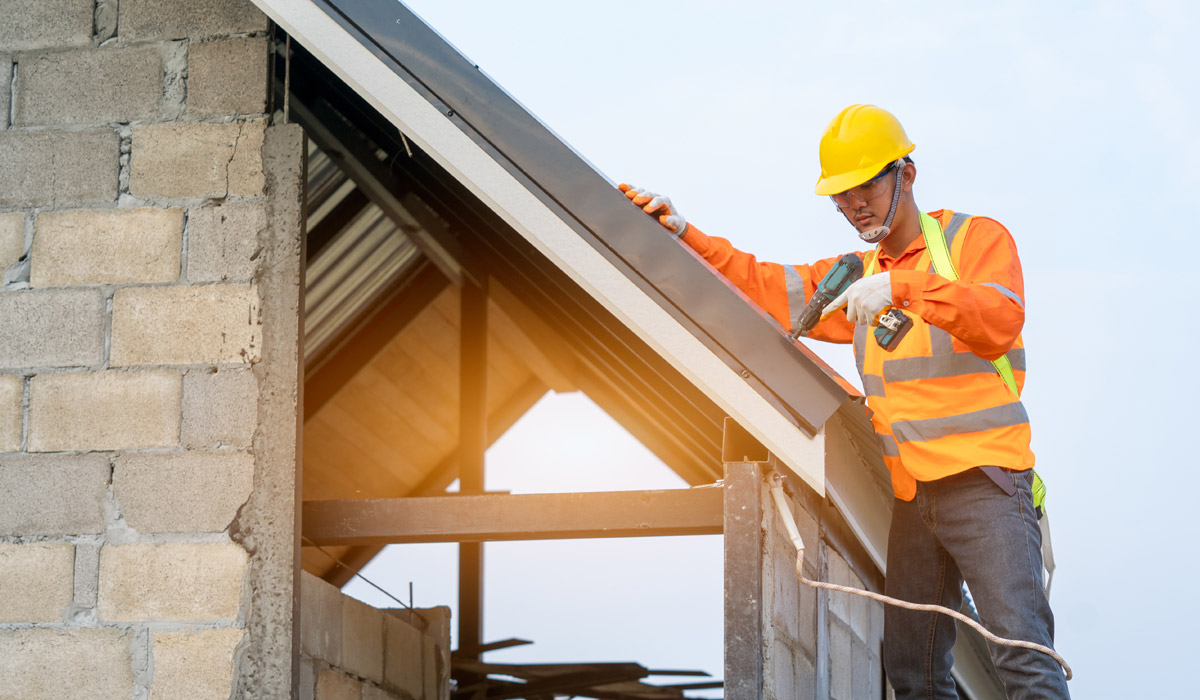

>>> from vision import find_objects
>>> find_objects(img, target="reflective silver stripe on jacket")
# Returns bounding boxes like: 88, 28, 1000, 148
879, 433, 900, 457
862, 374, 886, 397
944, 212, 971, 249
853, 323, 866, 378
982, 282, 1025, 308
883, 324, 1026, 382
892, 402, 1030, 444
784, 264, 807, 332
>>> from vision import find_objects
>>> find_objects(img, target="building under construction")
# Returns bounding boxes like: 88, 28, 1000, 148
0, 0, 1008, 697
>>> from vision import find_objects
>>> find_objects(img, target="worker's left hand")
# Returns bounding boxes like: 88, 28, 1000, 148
828, 272, 894, 324
618, 183, 688, 237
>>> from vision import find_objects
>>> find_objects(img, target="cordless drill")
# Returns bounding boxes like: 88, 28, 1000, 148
792, 253, 912, 351
793, 254, 863, 337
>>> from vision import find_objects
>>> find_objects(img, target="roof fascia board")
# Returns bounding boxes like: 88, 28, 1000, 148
253, 0, 830, 492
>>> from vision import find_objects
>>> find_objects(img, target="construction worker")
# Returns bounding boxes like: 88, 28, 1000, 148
620, 104, 1068, 699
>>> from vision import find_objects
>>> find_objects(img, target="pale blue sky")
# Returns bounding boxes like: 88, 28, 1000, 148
344, 2, 1200, 697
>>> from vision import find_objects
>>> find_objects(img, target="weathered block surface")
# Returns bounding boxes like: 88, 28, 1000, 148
0, 453, 109, 535
32, 208, 183, 286
0, 212, 25, 275
115, 451, 254, 533
182, 368, 258, 448
316, 668, 362, 700
28, 370, 180, 451
0, 0, 94, 51
301, 571, 343, 665
384, 613, 423, 698
130, 121, 266, 199
0, 129, 118, 208
187, 202, 265, 283
0, 57, 12, 126
343, 596, 385, 683
0, 543, 74, 622
111, 285, 260, 366
189, 37, 269, 117
0, 628, 134, 700
0, 288, 105, 370
98, 541, 247, 621
151, 628, 245, 700
119, 0, 269, 41
15, 46, 163, 126
0, 374, 20, 452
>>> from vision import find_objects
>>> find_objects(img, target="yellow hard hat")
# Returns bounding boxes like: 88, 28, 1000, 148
814, 105, 915, 196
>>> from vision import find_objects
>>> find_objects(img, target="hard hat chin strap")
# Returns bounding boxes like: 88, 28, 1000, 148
855, 159, 905, 244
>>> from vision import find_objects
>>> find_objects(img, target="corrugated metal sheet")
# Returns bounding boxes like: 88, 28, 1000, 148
303, 141, 423, 360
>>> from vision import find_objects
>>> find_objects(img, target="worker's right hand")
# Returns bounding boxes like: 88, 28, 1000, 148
618, 183, 688, 237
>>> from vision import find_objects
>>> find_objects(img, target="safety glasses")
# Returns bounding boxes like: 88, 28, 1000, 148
829, 163, 898, 208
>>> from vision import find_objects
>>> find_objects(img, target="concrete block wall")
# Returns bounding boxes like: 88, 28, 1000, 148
760, 482, 886, 700
300, 572, 450, 700
0, 1, 303, 698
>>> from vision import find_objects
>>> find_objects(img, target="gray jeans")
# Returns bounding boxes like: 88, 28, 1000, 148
883, 467, 1070, 699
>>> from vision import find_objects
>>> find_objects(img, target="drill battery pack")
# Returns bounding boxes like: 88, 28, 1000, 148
873, 308, 913, 351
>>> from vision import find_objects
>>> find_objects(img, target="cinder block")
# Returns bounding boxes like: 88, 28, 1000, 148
111, 285, 260, 366
299, 657, 316, 700
383, 613, 423, 698
316, 668, 362, 700
770, 528, 800, 641
187, 203, 266, 283
119, 0, 269, 41
182, 368, 258, 449
0, 628, 135, 700
28, 370, 180, 451
130, 121, 265, 199
0, 212, 26, 276
363, 684, 399, 700
0, 453, 109, 535
829, 620, 853, 700
151, 627, 245, 700
73, 543, 101, 609
14, 46, 163, 126
769, 637, 796, 700
0, 128, 118, 208
114, 451, 254, 533
826, 549, 858, 627
189, 37, 269, 117
98, 541, 247, 622
0, 543, 74, 622
0, 288, 105, 370
796, 566, 818, 657
0, 374, 20, 452
0, 57, 10, 132
0, 0, 93, 51
343, 596, 385, 683
32, 208, 183, 287
850, 636, 879, 700
421, 634, 438, 700
300, 571, 343, 665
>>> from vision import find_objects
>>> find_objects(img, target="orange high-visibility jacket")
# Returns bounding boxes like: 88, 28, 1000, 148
680, 209, 1033, 500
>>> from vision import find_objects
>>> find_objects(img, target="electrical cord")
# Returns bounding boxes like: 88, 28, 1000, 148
767, 479, 1073, 681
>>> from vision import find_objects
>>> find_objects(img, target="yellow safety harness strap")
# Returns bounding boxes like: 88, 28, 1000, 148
918, 212, 1020, 399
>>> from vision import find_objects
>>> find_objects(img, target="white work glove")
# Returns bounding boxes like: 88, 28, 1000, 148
618, 183, 688, 237
828, 272, 894, 325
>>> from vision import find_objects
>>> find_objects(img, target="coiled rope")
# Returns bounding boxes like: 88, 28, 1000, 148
768, 482, 1072, 681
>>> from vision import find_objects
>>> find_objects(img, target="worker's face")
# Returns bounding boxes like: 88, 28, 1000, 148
830, 163, 912, 234
830, 165, 900, 233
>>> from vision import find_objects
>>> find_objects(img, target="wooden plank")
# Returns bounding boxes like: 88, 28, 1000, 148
302, 488, 724, 546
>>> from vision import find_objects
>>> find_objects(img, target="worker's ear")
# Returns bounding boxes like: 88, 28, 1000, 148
900, 161, 917, 193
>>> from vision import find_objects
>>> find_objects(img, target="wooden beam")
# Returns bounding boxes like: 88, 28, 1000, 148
302, 488, 724, 546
